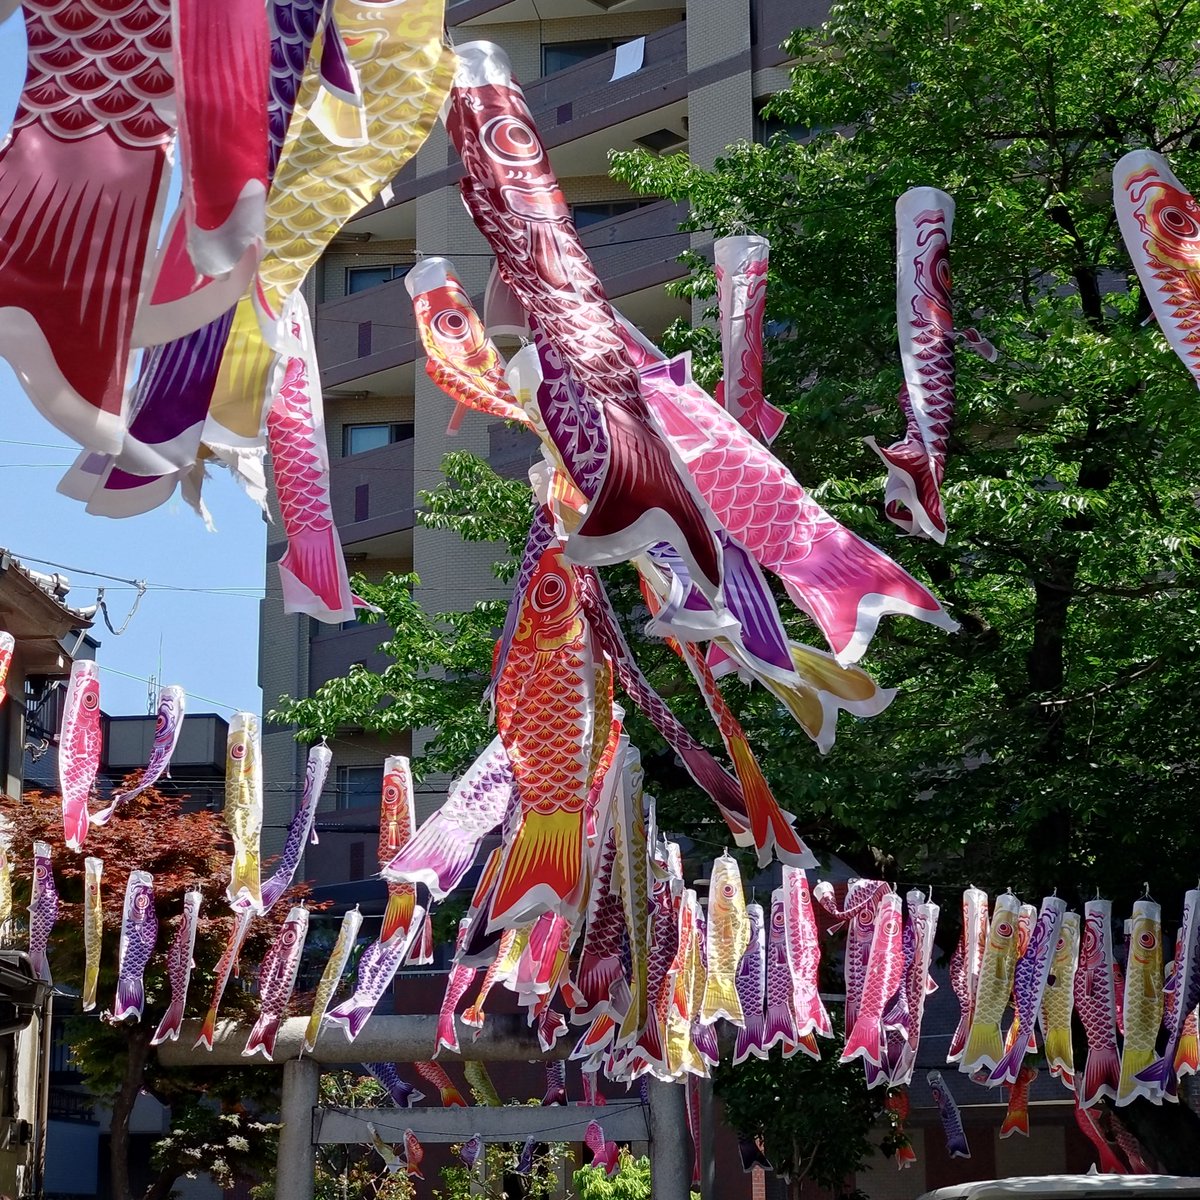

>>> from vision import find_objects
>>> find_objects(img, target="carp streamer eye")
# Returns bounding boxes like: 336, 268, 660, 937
997, 921, 1013, 938
481, 114, 542, 166
432, 308, 470, 342
230, 741, 246, 760
1139, 931, 1157, 950
531, 567, 568, 612
83, 686, 99, 710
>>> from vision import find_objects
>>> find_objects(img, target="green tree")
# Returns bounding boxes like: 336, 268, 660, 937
6, 786, 306, 1200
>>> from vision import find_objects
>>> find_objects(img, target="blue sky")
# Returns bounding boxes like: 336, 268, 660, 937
0, 15, 266, 718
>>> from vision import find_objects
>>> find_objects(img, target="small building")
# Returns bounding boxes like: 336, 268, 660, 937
0, 551, 93, 1198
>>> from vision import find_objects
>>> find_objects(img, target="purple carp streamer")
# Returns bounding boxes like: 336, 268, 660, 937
151, 890, 203, 1046
382, 739, 513, 901
244, 904, 309, 1059
108, 870, 157, 1024
29, 842, 60, 984
261, 742, 331, 913
95, 685, 186, 826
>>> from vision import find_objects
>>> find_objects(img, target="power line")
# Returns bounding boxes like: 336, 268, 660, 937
95, 663, 247, 715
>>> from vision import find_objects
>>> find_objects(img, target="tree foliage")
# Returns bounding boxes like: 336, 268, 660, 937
607, 0, 1200, 904
4, 786, 308, 1200
714, 1047, 892, 1199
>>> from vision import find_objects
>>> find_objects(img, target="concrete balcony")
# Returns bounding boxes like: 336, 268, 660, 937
448, 0, 681, 30
330, 436, 416, 554
308, 622, 393, 690
315, 275, 418, 391
357, 20, 689, 214
523, 20, 688, 150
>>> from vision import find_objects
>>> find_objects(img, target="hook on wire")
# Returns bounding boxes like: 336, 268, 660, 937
95, 581, 147, 636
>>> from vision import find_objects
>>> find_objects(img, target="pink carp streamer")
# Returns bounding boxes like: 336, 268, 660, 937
866, 188, 996, 543
1115, 149, 1200, 391
714, 235, 785, 443
267, 297, 362, 622
58, 659, 102, 852
0, 632, 14, 707
172, 0, 267, 283
0, 0, 174, 454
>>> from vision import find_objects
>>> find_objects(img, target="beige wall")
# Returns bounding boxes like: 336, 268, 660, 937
266, 0, 783, 844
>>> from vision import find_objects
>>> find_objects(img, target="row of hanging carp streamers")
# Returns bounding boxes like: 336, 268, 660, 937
949, 888, 1199, 1110
0, 0, 454, 624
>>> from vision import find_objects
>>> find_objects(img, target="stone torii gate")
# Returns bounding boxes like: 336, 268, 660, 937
157, 1013, 695, 1200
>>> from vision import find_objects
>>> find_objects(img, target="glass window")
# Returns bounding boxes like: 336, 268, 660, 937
345, 263, 412, 295
542, 38, 620, 76
570, 200, 656, 229
343, 422, 414, 456
336, 765, 382, 811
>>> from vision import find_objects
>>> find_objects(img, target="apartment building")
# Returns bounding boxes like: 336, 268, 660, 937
258, 0, 819, 897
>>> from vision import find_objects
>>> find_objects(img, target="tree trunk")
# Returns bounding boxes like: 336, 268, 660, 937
110, 1027, 151, 1200
1025, 548, 1079, 894
141, 1168, 183, 1200
1112, 1096, 1200, 1173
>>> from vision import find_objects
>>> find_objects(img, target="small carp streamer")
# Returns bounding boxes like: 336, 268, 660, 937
28, 842, 59, 983
261, 742, 331, 913
224, 712, 264, 913
58, 659, 102, 852
0, 632, 14, 707
1115, 149, 1200, 391
713, 234, 785, 444
866, 189, 994, 542
304, 906, 363, 1054
151, 890, 203, 1046
109, 871, 158, 1023
95, 685, 186, 827
244, 904, 309, 1060
82, 857, 104, 1012
928, 1071, 971, 1158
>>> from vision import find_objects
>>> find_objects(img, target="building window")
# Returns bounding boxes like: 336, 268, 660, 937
336, 765, 382, 810
542, 38, 623, 76
570, 199, 659, 229
342, 422, 414, 457
755, 108, 821, 144
345, 264, 412, 295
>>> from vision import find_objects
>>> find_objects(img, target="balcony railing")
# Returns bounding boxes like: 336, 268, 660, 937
315, 276, 418, 388
329, 436, 415, 545
309, 622, 392, 690
523, 21, 688, 148
579, 198, 690, 297
752, 0, 820, 69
